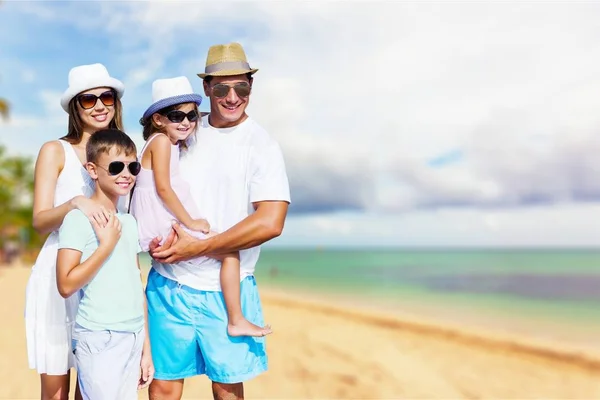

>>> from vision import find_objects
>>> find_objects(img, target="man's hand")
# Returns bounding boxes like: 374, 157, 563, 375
148, 223, 179, 260
150, 222, 205, 263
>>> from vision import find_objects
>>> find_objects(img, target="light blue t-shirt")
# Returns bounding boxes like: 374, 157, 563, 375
58, 209, 144, 332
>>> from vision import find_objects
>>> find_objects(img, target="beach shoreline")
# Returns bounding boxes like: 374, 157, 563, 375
260, 285, 600, 371
3, 264, 600, 399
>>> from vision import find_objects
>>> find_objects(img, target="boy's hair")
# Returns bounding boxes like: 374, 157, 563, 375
61, 93, 124, 144
140, 103, 200, 149
86, 128, 137, 164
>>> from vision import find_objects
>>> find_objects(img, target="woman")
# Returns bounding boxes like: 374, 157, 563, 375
24, 63, 126, 400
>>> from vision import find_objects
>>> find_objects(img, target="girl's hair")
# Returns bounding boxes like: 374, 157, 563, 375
60, 91, 124, 144
140, 102, 200, 149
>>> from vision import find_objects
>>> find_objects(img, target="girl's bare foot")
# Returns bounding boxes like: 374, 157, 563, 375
227, 318, 272, 337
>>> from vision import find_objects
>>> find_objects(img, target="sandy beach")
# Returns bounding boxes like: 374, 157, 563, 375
2, 264, 600, 400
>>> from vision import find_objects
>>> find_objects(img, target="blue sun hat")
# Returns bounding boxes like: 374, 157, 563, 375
141, 76, 202, 124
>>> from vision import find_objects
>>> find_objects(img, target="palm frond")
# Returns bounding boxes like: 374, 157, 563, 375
0, 98, 8, 120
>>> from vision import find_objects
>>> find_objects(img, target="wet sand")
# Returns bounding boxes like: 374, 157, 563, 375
2, 264, 600, 399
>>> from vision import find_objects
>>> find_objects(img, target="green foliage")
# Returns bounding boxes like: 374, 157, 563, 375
0, 145, 42, 249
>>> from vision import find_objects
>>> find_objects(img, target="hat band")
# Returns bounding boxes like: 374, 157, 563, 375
205, 61, 251, 74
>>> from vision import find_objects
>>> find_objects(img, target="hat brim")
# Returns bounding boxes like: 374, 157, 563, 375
197, 68, 258, 79
141, 94, 203, 121
60, 77, 124, 112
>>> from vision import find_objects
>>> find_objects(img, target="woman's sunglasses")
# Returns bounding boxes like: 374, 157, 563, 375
211, 82, 251, 99
77, 90, 116, 110
164, 110, 199, 124
97, 161, 141, 176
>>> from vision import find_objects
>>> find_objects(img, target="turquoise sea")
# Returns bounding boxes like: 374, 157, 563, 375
142, 248, 600, 325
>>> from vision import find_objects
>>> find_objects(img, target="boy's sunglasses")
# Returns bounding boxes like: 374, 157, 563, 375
77, 90, 116, 110
97, 161, 141, 176
211, 82, 251, 99
164, 110, 199, 124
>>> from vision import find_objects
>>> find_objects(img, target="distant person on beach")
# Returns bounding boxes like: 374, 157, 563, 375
145, 42, 291, 400
24, 63, 128, 400
130, 76, 272, 338
56, 129, 153, 399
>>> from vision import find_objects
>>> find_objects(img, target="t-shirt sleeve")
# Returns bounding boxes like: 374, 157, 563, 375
58, 210, 90, 252
129, 215, 144, 254
249, 140, 291, 203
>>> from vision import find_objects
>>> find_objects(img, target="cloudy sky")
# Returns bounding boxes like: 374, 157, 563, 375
1, 1, 600, 248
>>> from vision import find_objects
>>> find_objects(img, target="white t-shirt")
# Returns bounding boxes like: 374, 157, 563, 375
152, 115, 291, 291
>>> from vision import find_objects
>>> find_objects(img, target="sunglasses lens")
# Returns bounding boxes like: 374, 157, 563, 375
99, 91, 116, 107
187, 111, 199, 122
107, 161, 125, 175
212, 83, 250, 98
77, 91, 116, 109
212, 84, 230, 98
166, 111, 185, 123
129, 161, 141, 176
234, 83, 251, 97
166, 110, 199, 123
78, 94, 97, 109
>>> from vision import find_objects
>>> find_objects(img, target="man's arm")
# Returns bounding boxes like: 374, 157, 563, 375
206, 200, 288, 254
151, 200, 288, 264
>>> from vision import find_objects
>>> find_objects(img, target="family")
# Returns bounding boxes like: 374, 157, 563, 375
23, 42, 291, 400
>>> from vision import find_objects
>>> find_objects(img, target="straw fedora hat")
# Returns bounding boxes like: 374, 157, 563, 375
60, 63, 124, 112
197, 42, 258, 79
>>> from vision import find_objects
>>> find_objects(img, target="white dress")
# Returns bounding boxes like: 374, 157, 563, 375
24, 140, 94, 375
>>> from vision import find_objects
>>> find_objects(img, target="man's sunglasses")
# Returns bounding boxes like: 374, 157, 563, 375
211, 82, 251, 99
164, 110, 199, 124
97, 161, 141, 176
77, 90, 116, 110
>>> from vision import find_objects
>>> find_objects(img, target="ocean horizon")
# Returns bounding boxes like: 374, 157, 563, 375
140, 247, 600, 327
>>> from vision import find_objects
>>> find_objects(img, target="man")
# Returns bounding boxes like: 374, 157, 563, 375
146, 42, 291, 400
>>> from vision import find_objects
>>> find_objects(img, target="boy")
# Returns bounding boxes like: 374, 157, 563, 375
56, 128, 154, 399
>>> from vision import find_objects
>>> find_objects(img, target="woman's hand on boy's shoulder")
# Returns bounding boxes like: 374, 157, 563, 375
72, 196, 111, 228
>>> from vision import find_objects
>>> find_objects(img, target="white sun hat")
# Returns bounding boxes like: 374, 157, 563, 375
60, 63, 124, 112
140, 76, 202, 123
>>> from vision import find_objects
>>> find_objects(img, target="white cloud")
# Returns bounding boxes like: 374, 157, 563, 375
38, 90, 65, 117
0, 90, 67, 156
4, 1, 600, 246
274, 203, 600, 248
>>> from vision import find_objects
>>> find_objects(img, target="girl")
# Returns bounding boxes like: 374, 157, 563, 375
24, 63, 127, 400
130, 76, 271, 337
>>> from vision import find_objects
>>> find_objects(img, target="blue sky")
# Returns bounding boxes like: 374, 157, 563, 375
2, 1, 600, 248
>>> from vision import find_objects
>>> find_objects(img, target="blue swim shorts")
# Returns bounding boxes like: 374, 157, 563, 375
145, 268, 268, 383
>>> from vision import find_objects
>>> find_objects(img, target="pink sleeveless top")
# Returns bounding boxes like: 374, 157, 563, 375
129, 134, 203, 251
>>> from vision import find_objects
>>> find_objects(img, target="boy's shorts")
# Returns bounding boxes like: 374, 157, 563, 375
72, 324, 145, 400
145, 268, 268, 383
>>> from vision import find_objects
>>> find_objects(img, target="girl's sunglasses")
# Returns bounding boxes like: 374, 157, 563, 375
97, 161, 141, 176
164, 110, 199, 124
77, 90, 116, 110
211, 82, 251, 99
